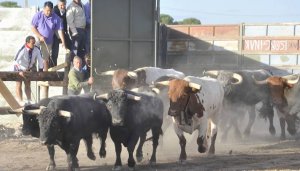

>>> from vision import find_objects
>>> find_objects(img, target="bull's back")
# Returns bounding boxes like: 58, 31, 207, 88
126, 94, 163, 128
48, 95, 110, 133
185, 76, 224, 115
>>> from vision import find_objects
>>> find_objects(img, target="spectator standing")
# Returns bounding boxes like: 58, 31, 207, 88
68, 56, 93, 95
31, 1, 66, 71
84, 0, 91, 55
66, 0, 86, 64
51, 0, 71, 67
82, 53, 91, 93
13, 36, 44, 104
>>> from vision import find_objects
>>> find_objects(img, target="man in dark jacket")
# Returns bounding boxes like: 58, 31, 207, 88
50, 0, 71, 67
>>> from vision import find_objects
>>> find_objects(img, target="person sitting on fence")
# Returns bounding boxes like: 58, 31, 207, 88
13, 36, 44, 104
68, 56, 93, 95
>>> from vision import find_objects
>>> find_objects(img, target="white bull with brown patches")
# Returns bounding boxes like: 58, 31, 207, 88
100, 66, 185, 90
157, 76, 224, 162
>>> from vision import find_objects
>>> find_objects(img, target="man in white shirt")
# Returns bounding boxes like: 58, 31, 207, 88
13, 36, 44, 104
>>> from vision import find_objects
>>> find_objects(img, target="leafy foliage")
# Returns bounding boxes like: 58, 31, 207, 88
178, 18, 201, 25
160, 14, 201, 25
160, 14, 174, 25
0, 1, 21, 8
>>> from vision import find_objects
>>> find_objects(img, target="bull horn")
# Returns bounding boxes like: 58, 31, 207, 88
101, 70, 115, 76
127, 94, 141, 101
252, 75, 268, 85
152, 88, 160, 94
283, 75, 299, 84
127, 71, 137, 78
130, 88, 139, 92
188, 82, 201, 90
155, 81, 170, 86
231, 73, 243, 85
94, 93, 108, 100
58, 110, 71, 117
23, 106, 46, 115
203, 70, 219, 78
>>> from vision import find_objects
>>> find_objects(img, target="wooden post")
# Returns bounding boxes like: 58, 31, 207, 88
63, 50, 71, 95
0, 79, 22, 112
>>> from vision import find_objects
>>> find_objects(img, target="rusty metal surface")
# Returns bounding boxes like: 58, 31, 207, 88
164, 23, 300, 75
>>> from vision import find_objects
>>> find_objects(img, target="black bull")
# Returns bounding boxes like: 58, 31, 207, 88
98, 89, 163, 170
204, 70, 275, 139
22, 94, 111, 171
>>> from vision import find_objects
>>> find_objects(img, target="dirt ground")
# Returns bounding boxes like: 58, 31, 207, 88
1, 114, 300, 171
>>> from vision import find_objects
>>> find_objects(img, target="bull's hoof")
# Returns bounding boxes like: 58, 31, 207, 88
243, 129, 250, 137
280, 135, 286, 141
100, 150, 106, 158
46, 164, 56, 171
74, 168, 80, 171
269, 126, 276, 136
136, 155, 143, 163
178, 159, 186, 164
87, 151, 96, 160
149, 160, 156, 166
46, 165, 55, 170
112, 166, 122, 171
198, 146, 206, 153
128, 166, 135, 171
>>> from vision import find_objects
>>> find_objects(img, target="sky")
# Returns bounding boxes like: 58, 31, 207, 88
8, 0, 300, 24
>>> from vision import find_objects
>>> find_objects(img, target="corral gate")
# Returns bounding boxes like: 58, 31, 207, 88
91, 0, 159, 72
163, 23, 300, 76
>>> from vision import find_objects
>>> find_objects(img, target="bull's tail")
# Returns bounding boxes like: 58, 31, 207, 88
145, 128, 163, 142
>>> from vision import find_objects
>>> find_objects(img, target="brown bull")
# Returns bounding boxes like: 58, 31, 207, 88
253, 75, 299, 139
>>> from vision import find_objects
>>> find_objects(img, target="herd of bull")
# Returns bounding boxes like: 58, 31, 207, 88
17, 66, 300, 171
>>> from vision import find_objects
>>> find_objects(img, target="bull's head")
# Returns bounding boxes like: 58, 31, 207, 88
23, 106, 71, 145
95, 90, 141, 126
156, 79, 205, 118
99, 69, 138, 90
203, 70, 242, 95
252, 75, 299, 108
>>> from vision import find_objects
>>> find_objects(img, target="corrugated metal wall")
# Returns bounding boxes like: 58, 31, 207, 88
91, 0, 158, 91
92, 0, 158, 71
164, 23, 300, 75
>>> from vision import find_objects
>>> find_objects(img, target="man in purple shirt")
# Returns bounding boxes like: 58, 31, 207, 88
31, 1, 66, 71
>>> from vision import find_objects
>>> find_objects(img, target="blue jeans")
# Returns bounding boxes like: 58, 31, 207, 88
71, 28, 86, 65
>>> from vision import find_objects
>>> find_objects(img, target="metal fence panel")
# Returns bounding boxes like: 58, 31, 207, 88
164, 23, 300, 76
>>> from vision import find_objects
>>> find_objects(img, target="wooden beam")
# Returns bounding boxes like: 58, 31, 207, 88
0, 79, 22, 111
38, 81, 66, 87
48, 62, 68, 71
0, 71, 64, 81
0, 106, 23, 115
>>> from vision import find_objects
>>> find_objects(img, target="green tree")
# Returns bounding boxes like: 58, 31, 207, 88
178, 18, 201, 25
160, 14, 174, 25
0, 1, 21, 8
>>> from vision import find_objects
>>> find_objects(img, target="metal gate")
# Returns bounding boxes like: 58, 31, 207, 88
91, 0, 159, 72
